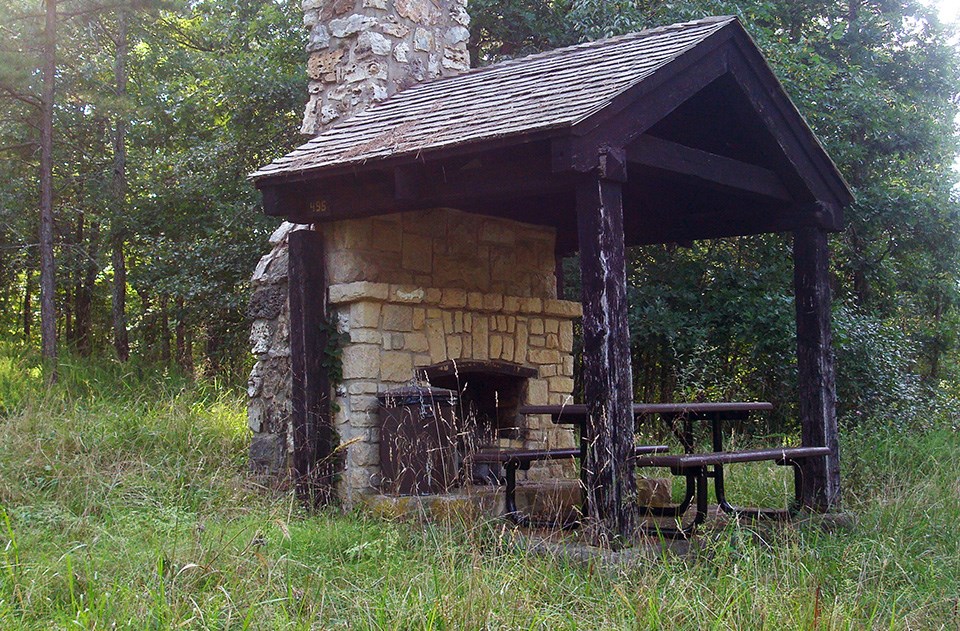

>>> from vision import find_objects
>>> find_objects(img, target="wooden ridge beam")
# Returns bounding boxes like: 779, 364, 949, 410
627, 135, 793, 202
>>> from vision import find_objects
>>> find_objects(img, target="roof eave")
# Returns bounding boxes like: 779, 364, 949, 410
251, 123, 573, 189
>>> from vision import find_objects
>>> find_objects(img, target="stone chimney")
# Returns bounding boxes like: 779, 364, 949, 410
300, 0, 471, 135
248, 1, 472, 476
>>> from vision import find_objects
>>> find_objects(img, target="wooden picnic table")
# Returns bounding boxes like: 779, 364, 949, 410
518, 400, 773, 459
513, 401, 826, 537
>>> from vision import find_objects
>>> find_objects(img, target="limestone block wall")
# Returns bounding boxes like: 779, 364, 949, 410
328, 281, 582, 499
321, 208, 581, 500
324, 208, 559, 296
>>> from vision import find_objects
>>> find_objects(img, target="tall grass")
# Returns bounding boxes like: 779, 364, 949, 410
0, 347, 958, 629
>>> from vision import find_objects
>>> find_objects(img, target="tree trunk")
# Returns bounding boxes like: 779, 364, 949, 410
23, 268, 33, 341
75, 216, 97, 356
183, 330, 194, 374
137, 287, 154, 359
67, 212, 82, 348
111, 236, 129, 361
175, 297, 192, 373
63, 281, 72, 343
111, 7, 130, 362
205, 326, 221, 376
39, 0, 58, 380
160, 295, 171, 363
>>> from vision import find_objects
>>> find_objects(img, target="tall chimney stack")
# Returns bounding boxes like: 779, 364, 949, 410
249, 1, 471, 477
300, 0, 471, 135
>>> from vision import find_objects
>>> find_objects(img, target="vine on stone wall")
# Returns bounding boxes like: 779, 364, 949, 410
320, 318, 349, 410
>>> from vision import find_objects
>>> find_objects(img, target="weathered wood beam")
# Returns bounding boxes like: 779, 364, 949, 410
575, 147, 637, 541
793, 226, 841, 510
553, 45, 729, 173
625, 203, 826, 246
261, 146, 570, 224
395, 153, 567, 206
627, 135, 792, 202
261, 176, 396, 223
726, 37, 852, 211
289, 229, 335, 507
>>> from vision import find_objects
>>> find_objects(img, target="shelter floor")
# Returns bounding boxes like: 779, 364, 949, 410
359, 478, 849, 542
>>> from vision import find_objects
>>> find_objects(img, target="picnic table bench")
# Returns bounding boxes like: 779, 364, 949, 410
482, 402, 831, 537
633, 445, 831, 536
467, 444, 668, 528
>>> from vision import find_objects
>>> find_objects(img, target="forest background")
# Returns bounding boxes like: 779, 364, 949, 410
1, 0, 959, 435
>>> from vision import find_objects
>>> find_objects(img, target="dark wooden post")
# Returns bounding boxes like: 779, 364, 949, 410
288, 228, 335, 507
575, 148, 636, 541
793, 226, 841, 509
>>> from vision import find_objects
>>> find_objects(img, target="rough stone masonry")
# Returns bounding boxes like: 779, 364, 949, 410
301, 0, 471, 134
248, 0, 472, 475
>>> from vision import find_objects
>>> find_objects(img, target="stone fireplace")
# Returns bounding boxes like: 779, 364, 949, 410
247, 0, 582, 503
323, 207, 581, 501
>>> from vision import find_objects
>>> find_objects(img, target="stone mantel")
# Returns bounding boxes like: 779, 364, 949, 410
328, 281, 583, 318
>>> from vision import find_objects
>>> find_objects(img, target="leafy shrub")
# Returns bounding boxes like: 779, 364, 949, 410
832, 305, 928, 430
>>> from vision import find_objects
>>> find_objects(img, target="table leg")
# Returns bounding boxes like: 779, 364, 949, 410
638, 466, 707, 539
712, 464, 737, 514
709, 414, 739, 514
504, 461, 520, 519
579, 423, 589, 520
777, 457, 805, 514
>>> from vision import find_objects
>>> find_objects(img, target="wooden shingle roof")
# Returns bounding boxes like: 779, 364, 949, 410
251, 16, 736, 181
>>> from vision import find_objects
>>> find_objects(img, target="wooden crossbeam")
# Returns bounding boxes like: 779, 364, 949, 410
261, 143, 570, 223
627, 135, 792, 202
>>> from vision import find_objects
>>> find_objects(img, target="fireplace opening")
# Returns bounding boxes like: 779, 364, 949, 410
418, 360, 537, 483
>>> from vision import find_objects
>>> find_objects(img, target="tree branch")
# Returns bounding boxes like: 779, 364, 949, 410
0, 141, 37, 153
0, 84, 41, 109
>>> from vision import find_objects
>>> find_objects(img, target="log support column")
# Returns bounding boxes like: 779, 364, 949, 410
793, 226, 841, 510
289, 229, 335, 507
575, 148, 636, 541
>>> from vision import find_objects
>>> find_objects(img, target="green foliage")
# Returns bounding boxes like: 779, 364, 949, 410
1, 0, 959, 422
0, 0, 304, 377
832, 305, 922, 423
319, 317, 349, 389
468, 0, 574, 63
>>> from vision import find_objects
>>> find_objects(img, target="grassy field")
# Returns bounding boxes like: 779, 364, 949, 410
1, 349, 958, 629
